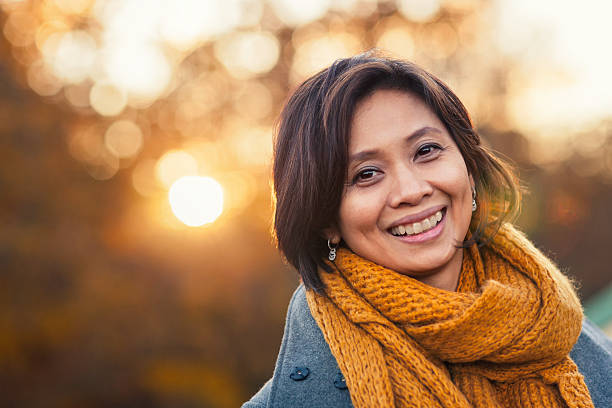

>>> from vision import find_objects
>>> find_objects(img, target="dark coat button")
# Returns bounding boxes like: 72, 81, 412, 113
334, 372, 348, 389
289, 366, 310, 381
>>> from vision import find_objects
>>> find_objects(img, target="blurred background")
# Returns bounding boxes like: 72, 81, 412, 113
1, 0, 611, 406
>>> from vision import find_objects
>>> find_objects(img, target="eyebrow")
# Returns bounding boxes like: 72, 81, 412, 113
348, 126, 443, 163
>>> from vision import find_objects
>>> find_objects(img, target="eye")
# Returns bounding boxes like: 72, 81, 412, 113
415, 143, 442, 159
351, 167, 381, 185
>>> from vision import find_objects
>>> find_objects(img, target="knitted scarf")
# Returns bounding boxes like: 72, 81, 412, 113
306, 224, 594, 408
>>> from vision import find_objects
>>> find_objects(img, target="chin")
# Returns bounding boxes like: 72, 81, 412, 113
388, 247, 460, 277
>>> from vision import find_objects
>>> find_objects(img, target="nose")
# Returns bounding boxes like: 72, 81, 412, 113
387, 166, 434, 208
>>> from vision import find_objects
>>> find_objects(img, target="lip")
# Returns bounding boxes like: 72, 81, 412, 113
387, 204, 447, 229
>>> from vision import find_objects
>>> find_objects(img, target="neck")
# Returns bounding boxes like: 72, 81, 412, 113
414, 247, 463, 291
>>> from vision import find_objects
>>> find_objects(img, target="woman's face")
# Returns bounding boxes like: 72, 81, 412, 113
331, 89, 474, 290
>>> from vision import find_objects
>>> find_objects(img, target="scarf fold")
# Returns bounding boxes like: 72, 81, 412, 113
306, 224, 594, 408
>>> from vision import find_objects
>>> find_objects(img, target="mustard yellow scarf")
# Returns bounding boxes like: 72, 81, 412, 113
306, 224, 593, 408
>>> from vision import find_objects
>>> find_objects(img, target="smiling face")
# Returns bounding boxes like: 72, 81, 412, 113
330, 89, 474, 291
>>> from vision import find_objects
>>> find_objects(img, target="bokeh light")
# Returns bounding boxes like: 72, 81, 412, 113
232, 81, 274, 120
3, 10, 37, 47
159, 0, 252, 50
269, 0, 330, 26
64, 82, 92, 108
67, 123, 103, 162
376, 24, 415, 59
291, 30, 362, 83
330, 0, 378, 17
48, 30, 97, 83
419, 22, 458, 60
27, 59, 62, 96
54, 0, 93, 15
155, 150, 199, 188
396, 0, 440, 22
86, 148, 120, 180
229, 126, 273, 167
104, 119, 144, 159
214, 31, 280, 79
90, 81, 127, 116
168, 176, 224, 226
103, 43, 172, 102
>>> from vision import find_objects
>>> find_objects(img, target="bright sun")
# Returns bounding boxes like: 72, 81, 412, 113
168, 176, 224, 227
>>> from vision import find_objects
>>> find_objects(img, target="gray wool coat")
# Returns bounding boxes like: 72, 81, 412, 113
243, 285, 612, 408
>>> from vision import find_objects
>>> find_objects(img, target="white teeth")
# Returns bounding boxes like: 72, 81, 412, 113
390, 210, 443, 236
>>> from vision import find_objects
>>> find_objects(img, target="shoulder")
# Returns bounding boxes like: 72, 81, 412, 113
570, 319, 612, 408
242, 285, 353, 408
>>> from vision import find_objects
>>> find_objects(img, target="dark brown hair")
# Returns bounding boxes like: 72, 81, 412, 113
273, 52, 520, 291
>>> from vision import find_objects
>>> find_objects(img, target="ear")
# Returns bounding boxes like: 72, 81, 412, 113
322, 227, 341, 244
469, 173, 475, 191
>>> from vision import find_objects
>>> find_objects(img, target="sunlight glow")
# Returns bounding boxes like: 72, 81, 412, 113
168, 176, 224, 226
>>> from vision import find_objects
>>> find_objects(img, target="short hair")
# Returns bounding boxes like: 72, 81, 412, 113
273, 52, 520, 292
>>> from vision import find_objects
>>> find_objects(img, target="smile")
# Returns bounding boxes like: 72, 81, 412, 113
389, 209, 445, 236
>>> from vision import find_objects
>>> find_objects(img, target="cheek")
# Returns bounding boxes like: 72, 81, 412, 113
436, 158, 471, 206
448, 167, 473, 225
338, 190, 382, 233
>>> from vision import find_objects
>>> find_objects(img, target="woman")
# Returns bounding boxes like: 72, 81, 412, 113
243, 54, 612, 408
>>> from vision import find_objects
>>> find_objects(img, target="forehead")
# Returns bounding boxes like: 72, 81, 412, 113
348, 89, 449, 152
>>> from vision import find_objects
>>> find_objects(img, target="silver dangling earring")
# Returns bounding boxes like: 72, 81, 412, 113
328, 239, 338, 261
472, 188, 477, 212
